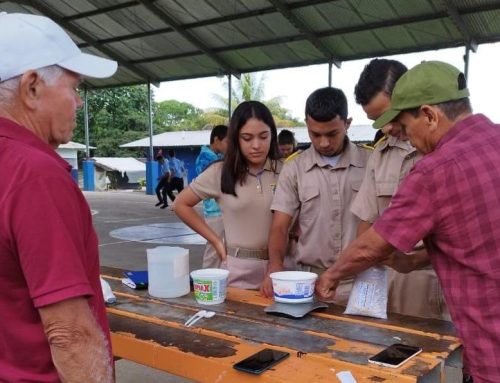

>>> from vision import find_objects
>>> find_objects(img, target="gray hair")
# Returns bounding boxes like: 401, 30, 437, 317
0, 65, 66, 105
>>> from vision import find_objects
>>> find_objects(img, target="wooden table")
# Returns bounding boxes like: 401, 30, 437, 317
101, 267, 461, 383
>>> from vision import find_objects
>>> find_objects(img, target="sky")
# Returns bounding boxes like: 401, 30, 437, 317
154, 42, 500, 126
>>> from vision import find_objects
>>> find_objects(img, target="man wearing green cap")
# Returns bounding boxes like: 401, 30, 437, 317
317, 61, 500, 383
351, 58, 449, 321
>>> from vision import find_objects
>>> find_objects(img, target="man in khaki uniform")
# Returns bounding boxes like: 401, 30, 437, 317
260, 87, 371, 304
352, 58, 449, 320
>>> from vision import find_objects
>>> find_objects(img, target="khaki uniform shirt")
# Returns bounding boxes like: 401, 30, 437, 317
190, 160, 281, 250
271, 140, 371, 270
351, 136, 449, 320
351, 135, 420, 220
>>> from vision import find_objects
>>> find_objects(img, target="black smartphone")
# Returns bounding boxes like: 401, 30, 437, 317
368, 343, 422, 368
233, 348, 290, 374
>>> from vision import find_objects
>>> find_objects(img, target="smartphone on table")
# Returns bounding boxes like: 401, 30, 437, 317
368, 343, 422, 368
233, 348, 290, 374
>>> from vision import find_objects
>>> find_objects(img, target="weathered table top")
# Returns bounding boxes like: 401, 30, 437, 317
101, 266, 461, 383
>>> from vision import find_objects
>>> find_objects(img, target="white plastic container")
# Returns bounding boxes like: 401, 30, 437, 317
190, 268, 229, 305
147, 246, 190, 298
270, 271, 318, 303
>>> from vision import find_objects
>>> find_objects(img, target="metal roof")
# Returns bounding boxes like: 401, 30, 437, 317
58, 141, 96, 150
93, 157, 146, 172
120, 125, 375, 147
2, 0, 500, 88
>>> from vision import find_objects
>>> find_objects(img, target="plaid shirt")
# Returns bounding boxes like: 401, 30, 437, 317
374, 114, 500, 383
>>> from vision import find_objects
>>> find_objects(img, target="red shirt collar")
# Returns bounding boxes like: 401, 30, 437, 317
0, 117, 72, 172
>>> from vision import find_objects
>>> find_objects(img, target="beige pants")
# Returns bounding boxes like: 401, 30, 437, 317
202, 215, 225, 269
223, 254, 268, 290
388, 267, 450, 321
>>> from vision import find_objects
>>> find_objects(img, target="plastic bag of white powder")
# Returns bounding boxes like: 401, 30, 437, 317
344, 266, 388, 319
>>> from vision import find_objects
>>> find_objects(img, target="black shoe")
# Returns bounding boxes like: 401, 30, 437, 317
155, 202, 163, 206
160, 204, 168, 209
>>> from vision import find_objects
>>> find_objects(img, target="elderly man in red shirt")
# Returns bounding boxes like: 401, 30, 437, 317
316, 61, 500, 383
0, 12, 117, 382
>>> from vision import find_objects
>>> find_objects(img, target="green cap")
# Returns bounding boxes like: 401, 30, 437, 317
373, 61, 469, 129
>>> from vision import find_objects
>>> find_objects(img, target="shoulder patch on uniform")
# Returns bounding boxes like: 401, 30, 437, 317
359, 143, 375, 151
285, 150, 303, 163
373, 135, 387, 148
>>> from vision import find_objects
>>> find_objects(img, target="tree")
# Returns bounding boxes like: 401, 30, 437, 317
156, 100, 203, 131
212, 73, 304, 127
75, 85, 156, 156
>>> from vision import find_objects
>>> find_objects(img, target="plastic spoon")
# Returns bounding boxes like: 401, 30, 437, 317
184, 310, 206, 327
186, 310, 215, 327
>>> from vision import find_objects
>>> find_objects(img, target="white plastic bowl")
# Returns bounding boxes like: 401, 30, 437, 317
191, 268, 229, 305
270, 271, 318, 303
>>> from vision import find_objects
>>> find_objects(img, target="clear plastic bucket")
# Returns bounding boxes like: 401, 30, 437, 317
190, 268, 229, 305
147, 246, 190, 298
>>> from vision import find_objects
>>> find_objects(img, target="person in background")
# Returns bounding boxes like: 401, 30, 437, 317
352, 58, 449, 321
277, 129, 297, 158
155, 155, 171, 208
260, 87, 371, 304
316, 61, 500, 383
166, 148, 185, 202
173, 101, 282, 289
195, 124, 229, 268
0, 12, 117, 382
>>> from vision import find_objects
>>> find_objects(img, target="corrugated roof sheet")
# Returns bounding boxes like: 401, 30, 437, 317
120, 125, 376, 148
92, 157, 146, 172
2, 0, 499, 88
58, 141, 96, 150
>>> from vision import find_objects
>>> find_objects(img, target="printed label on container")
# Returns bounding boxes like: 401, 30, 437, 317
353, 281, 375, 309
193, 279, 213, 301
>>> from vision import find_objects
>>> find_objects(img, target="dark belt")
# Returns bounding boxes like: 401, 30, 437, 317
227, 247, 268, 260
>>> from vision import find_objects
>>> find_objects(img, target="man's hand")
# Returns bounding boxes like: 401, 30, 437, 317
315, 270, 340, 301
262, 211, 294, 297
259, 262, 284, 298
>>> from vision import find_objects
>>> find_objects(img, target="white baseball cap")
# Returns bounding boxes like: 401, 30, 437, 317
0, 12, 118, 82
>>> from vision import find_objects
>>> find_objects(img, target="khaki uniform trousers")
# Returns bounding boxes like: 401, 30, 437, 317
202, 215, 225, 269
388, 266, 450, 321
223, 247, 268, 290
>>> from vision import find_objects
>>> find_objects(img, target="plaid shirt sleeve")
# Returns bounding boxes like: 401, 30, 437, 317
373, 168, 436, 252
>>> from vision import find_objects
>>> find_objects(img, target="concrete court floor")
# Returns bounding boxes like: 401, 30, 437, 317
86, 190, 461, 383
87, 190, 197, 383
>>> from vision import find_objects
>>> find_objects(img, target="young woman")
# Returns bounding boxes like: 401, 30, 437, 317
173, 101, 282, 289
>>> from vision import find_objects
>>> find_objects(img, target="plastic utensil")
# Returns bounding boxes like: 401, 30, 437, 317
184, 310, 206, 326
185, 310, 216, 327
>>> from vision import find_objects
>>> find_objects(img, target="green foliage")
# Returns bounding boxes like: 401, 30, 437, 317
73, 78, 303, 158
75, 85, 154, 156
156, 99, 203, 131
212, 73, 304, 127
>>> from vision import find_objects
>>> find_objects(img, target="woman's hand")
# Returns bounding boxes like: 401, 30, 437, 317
213, 238, 227, 262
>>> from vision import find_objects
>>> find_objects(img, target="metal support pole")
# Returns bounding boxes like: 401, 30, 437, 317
228, 74, 232, 118
328, 62, 333, 87
148, 82, 154, 161
82, 86, 94, 191
84, 86, 90, 159
464, 46, 470, 81
145, 82, 158, 195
